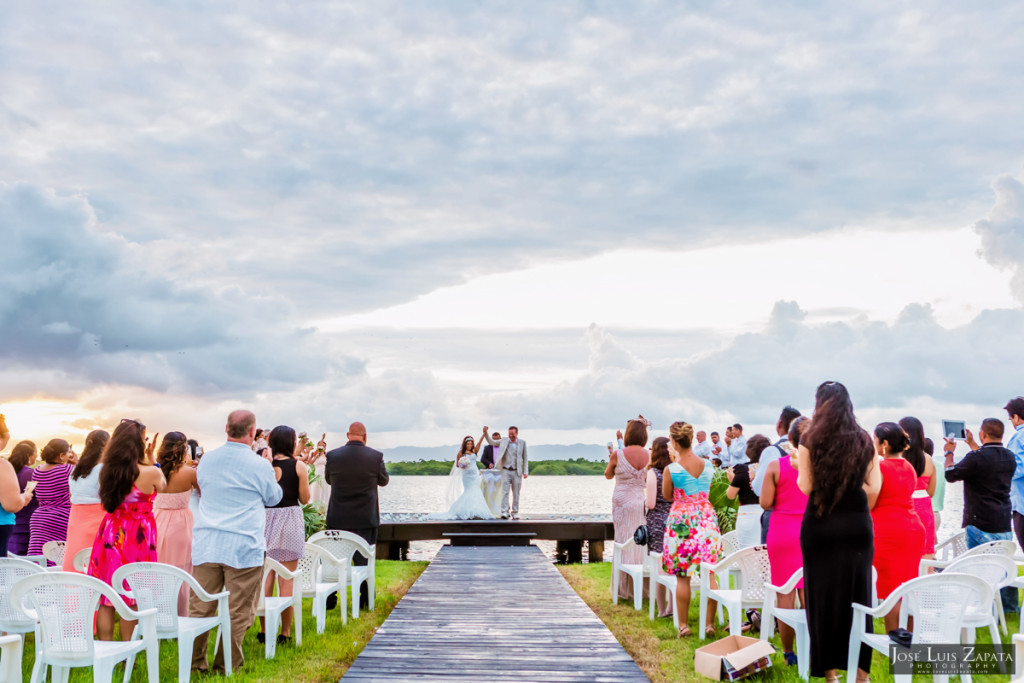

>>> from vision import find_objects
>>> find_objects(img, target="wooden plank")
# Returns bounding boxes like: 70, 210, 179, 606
342, 545, 648, 682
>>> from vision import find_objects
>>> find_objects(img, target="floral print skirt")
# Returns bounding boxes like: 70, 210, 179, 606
88, 503, 158, 607
662, 491, 723, 576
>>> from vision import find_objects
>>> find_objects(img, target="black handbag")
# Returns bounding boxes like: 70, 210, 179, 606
633, 524, 649, 546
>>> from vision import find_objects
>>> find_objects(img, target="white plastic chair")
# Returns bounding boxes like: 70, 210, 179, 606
112, 562, 232, 683
256, 557, 303, 659
761, 568, 809, 680
12, 571, 160, 683
935, 530, 968, 561
848, 573, 991, 683
8, 554, 48, 568
720, 530, 741, 556
937, 554, 1017, 641
698, 545, 771, 639
72, 547, 91, 573
297, 542, 348, 634
308, 530, 376, 618
0, 634, 23, 683
920, 539, 1017, 574
1012, 634, 1024, 683
611, 538, 648, 610
0, 557, 47, 636
40, 541, 65, 569
647, 550, 679, 629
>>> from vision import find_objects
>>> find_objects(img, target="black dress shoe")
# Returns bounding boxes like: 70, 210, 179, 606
277, 634, 291, 645
326, 592, 338, 610
256, 632, 265, 644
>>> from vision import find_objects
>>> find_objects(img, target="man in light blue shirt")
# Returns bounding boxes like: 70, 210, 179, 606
1005, 397, 1024, 554
724, 424, 748, 468
190, 409, 282, 675
693, 431, 713, 460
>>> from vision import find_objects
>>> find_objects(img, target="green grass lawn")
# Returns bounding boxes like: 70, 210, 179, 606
559, 562, 1019, 683
19, 560, 426, 682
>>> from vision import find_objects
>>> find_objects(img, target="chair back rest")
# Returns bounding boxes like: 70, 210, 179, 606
945, 555, 1018, 593
111, 563, 188, 634
735, 545, 772, 602
308, 530, 372, 582
937, 531, 969, 561
41, 541, 66, 566
961, 540, 1017, 559
260, 557, 299, 609
10, 572, 114, 660
72, 548, 91, 573
720, 531, 741, 556
899, 573, 992, 643
298, 543, 338, 592
0, 558, 46, 627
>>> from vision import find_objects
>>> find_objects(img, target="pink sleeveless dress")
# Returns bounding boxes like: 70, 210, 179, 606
612, 448, 649, 599
88, 486, 158, 607
914, 473, 936, 555
154, 490, 194, 615
765, 456, 809, 588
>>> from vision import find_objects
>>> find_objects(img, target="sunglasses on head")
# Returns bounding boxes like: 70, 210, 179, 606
121, 418, 146, 431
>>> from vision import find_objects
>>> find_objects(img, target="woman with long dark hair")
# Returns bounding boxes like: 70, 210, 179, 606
797, 382, 880, 683
62, 429, 111, 571
88, 419, 165, 640
259, 426, 310, 644
7, 440, 39, 555
154, 431, 197, 615
645, 436, 673, 617
28, 439, 74, 558
899, 416, 936, 561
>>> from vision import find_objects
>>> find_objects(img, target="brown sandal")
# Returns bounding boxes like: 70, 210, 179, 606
677, 625, 692, 638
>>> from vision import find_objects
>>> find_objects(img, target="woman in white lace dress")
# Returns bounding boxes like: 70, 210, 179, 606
436, 436, 495, 520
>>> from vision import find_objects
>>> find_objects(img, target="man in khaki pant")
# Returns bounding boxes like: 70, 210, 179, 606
190, 410, 283, 674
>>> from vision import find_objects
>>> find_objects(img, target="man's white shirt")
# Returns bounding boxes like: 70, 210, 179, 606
725, 435, 748, 467
693, 440, 713, 460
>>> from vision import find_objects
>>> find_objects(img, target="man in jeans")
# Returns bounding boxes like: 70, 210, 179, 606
190, 409, 283, 674
943, 417, 1017, 613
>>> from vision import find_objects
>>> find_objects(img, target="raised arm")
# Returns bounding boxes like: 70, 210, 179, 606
604, 448, 617, 480
482, 428, 498, 447
296, 460, 311, 505
796, 444, 813, 496
258, 458, 284, 507
0, 459, 32, 513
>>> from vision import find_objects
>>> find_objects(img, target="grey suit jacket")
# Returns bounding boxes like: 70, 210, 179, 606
485, 435, 528, 476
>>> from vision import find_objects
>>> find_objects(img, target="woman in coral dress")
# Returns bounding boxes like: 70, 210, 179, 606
63, 430, 110, 571
870, 422, 926, 633
899, 417, 937, 560
606, 418, 651, 600
759, 416, 810, 668
662, 421, 723, 638
153, 431, 197, 616
88, 419, 166, 641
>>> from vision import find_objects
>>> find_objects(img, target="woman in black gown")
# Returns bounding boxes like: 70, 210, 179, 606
797, 381, 881, 683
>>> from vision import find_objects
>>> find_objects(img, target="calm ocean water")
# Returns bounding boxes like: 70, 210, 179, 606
379, 474, 965, 561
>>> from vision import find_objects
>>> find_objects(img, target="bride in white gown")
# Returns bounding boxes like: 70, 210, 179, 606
435, 436, 495, 520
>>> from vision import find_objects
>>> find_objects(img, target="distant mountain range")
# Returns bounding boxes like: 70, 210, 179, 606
384, 443, 606, 463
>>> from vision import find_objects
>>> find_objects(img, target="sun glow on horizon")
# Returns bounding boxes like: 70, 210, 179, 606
0, 399, 99, 451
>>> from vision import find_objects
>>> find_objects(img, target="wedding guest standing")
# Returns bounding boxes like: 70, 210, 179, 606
943, 418, 1017, 613
153, 431, 197, 615
759, 416, 810, 668
606, 417, 651, 600
1005, 398, 1024, 558
899, 417, 937, 562
191, 410, 282, 675
63, 429, 110, 571
726, 434, 769, 548
645, 436, 673, 618
870, 422, 925, 633
259, 426, 311, 645
662, 421, 723, 638
0, 452, 35, 556
88, 419, 165, 640
797, 381, 880, 683
325, 421, 388, 611
28, 439, 74, 558
8, 441, 38, 555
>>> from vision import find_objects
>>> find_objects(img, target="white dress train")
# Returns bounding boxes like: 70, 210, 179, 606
434, 454, 495, 520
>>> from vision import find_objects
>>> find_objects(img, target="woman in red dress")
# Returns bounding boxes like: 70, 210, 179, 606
869, 422, 926, 633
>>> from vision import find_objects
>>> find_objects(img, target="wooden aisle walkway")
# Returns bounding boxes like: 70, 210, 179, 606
343, 545, 649, 682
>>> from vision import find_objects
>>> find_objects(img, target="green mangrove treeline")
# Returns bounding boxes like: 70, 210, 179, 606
387, 458, 607, 476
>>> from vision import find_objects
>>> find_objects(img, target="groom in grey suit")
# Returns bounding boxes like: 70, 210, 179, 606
482, 426, 528, 519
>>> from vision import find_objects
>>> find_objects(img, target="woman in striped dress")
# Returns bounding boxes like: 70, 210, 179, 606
28, 439, 74, 558
606, 417, 651, 600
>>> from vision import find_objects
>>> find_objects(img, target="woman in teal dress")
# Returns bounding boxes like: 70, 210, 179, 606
661, 421, 723, 638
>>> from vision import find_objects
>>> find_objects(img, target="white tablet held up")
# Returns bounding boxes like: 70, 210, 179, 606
942, 419, 967, 440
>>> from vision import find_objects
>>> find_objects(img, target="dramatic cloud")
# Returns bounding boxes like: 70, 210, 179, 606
973, 174, 1024, 305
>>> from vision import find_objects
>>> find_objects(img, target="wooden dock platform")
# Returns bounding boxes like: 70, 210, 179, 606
343, 545, 649, 682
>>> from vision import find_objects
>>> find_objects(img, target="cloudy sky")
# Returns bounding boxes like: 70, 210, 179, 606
2, 1, 1024, 452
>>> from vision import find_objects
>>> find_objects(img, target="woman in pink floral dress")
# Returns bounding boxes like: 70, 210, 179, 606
661, 421, 723, 638
88, 419, 166, 641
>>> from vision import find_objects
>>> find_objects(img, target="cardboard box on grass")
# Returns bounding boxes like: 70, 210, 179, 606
694, 635, 775, 681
